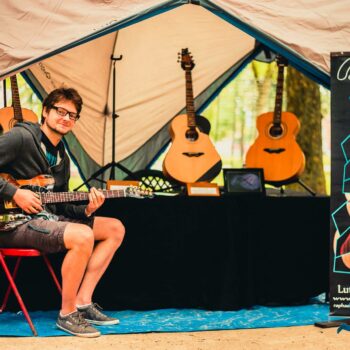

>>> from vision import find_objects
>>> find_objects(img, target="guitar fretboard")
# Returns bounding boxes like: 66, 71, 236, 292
273, 63, 285, 125
185, 70, 196, 127
10, 76, 23, 121
39, 189, 126, 204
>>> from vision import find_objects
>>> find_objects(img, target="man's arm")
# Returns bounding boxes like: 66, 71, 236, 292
0, 129, 22, 199
0, 129, 43, 214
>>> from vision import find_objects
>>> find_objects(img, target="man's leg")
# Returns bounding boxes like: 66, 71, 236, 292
57, 223, 102, 337
76, 217, 125, 305
61, 223, 94, 314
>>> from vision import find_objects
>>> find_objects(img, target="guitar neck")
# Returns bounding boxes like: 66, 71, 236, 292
273, 64, 285, 125
39, 189, 126, 204
10, 75, 23, 121
185, 70, 196, 127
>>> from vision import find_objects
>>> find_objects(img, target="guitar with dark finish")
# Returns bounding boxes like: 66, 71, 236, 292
0, 173, 151, 232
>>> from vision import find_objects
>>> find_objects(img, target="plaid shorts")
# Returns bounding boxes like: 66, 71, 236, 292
0, 215, 94, 254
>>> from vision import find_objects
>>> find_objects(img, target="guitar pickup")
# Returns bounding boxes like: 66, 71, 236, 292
263, 148, 285, 154
182, 152, 204, 157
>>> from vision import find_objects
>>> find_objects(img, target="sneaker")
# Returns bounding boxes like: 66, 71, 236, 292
78, 303, 119, 326
56, 311, 101, 338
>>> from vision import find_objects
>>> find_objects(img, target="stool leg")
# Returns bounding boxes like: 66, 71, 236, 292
0, 253, 37, 336
42, 255, 62, 294
0, 256, 22, 312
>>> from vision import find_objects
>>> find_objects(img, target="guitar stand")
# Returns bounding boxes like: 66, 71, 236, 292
74, 54, 137, 191
274, 178, 316, 197
297, 178, 316, 196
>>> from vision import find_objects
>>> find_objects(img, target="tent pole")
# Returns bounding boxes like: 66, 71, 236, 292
110, 54, 122, 180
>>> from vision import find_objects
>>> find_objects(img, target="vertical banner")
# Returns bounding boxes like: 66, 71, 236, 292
330, 52, 350, 315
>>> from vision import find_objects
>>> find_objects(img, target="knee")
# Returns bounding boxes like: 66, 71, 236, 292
67, 225, 94, 255
108, 218, 125, 248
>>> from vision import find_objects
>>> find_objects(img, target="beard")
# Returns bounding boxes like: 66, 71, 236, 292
45, 119, 71, 136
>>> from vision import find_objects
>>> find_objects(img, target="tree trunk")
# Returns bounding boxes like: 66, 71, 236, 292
285, 67, 326, 194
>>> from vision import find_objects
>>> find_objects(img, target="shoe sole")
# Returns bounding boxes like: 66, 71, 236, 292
85, 319, 120, 326
56, 323, 101, 338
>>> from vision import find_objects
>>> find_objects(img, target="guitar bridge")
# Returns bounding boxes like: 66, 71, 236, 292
263, 148, 285, 154
182, 152, 204, 158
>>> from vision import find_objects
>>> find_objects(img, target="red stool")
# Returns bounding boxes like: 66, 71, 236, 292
0, 248, 61, 336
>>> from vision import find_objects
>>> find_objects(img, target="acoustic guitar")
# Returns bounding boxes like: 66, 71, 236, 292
0, 75, 38, 134
0, 173, 151, 232
245, 55, 305, 184
163, 49, 222, 184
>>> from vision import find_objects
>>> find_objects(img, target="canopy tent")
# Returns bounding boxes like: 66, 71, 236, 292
0, 0, 349, 185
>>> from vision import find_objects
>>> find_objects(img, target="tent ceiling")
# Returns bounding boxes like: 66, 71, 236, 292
1, 0, 349, 80
30, 4, 255, 165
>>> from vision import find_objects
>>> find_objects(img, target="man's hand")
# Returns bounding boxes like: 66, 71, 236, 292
13, 188, 43, 214
85, 187, 105, 217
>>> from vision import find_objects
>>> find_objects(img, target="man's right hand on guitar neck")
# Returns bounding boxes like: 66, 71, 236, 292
13, 188, 43, 214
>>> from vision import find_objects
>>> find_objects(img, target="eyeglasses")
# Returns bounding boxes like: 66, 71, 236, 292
51, 106, 80, 121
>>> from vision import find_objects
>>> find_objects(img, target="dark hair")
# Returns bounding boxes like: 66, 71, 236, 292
41, 87, 83, 121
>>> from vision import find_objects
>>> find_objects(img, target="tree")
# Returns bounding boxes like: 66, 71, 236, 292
285, 67, 326, 194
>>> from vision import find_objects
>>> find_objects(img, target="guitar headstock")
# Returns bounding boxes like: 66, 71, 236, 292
178, 48, 195, 71
125, 186, 154, 199
276, 55, 288, 67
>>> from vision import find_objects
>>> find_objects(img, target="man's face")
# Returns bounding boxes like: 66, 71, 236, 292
42, 99, 78, 136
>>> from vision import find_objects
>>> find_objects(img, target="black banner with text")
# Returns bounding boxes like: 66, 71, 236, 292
330, 52, 350, 315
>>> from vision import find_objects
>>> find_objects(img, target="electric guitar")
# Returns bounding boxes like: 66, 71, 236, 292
245, 55, 305, 184
163, 49, 222, 183
0, 173, 152, 232
0, 75, 38, 134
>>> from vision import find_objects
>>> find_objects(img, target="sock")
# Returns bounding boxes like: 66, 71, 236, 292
60, 310, 77, 318
77, 303, 92, 309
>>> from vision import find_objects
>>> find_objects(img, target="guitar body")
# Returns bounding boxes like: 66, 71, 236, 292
0, 106, 38, 134
245, 111, 305, 183
163, 114, 222, 183
0, 173, 55, 212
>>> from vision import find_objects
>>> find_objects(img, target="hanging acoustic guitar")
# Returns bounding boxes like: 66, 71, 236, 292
245, 55, 305, 184
0, 75, 38, 134
163, 49, 222, 184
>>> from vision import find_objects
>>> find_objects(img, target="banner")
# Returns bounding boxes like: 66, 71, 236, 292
330, 52, 350, 315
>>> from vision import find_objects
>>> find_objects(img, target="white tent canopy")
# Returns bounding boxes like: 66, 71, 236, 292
1, 0, 349, 182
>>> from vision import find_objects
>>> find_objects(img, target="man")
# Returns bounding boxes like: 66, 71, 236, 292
0, 88, 125, 338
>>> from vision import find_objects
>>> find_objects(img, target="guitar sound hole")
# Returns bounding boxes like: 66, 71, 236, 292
185, 128, 199, 141
269, 125, 283, 137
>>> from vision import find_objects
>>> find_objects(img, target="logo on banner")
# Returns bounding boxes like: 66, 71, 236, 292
337, 58, 350, 81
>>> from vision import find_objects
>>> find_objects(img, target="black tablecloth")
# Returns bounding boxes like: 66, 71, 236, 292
1, 195, 330, 311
